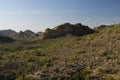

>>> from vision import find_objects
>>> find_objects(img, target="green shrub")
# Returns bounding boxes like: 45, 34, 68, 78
35, 50, 46, 56
98, 49, 108, 56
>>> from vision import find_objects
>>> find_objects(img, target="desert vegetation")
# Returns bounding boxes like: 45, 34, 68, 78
0, 23, 120, 80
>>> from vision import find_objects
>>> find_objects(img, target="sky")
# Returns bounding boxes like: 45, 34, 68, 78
0, 0, 120, 32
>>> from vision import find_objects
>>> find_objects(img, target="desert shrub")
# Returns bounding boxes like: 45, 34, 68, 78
106, 54, 115, 60
57, 77, 62, 80
35, 50, 46, 56
106, 76, 115, 80
80, 69, 90, 80
114, 73, 120, 80
99, 68, 118, 74
72, 72, 80, 80
0, 70, 16, 80
98, 49, 108, 56
75, 49, 87, 56
71, 69, 90, 80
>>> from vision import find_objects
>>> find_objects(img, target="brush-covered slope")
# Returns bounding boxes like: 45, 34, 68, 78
0, 24, 120, 80
40, 23, 95, 39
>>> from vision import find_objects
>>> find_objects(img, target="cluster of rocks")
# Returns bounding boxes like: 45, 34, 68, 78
39, 23, 95, 40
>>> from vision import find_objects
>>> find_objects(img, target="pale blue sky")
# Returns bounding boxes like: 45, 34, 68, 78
0, 0, 120, 32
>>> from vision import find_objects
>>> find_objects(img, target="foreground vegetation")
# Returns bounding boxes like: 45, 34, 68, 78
0, 24, 120, 80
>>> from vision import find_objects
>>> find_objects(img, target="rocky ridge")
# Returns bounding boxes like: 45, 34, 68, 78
39, 23, 95, 40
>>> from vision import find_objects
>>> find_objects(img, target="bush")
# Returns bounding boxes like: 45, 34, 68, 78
98, 49, 108, 56
35, 50, 46, 56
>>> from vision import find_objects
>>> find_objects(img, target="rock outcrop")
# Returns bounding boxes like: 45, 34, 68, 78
39, 23, 95, 39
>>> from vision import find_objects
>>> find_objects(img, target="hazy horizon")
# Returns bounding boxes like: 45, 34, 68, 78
0, 0, 120, 32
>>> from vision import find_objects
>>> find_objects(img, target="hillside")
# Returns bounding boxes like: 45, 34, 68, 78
0, 23, 120, 80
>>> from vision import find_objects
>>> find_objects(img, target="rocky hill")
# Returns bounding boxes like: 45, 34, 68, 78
36, 31, 43, 36
39, 23, 95, 39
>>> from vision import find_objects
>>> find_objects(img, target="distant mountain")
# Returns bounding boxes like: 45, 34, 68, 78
13, 30, 37, 40
36, 31, 43, 36
0, 29, 17, 37
24, 30, 37, 37
0, 35, 14, 43
0, 29, 38, 41
39, 23, 95, 39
